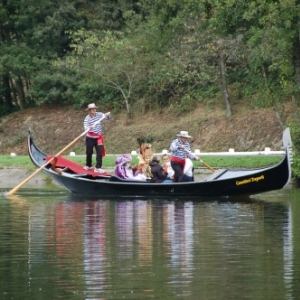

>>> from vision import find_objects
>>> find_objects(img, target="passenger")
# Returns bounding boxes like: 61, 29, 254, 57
162, 154, 174, 183
115, 154, 146, 181
136, 142, 153, 180
132, 162, 150, 181
170, 131, 200, 182
149, 156, 167, 183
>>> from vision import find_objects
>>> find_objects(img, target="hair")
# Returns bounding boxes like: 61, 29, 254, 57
152, 156, 160, 163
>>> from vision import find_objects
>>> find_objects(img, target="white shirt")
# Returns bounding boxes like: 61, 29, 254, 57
184, 158, 193, 177
165, 162, 175, 178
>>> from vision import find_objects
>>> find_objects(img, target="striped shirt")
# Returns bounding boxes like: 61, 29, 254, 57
170, 138, 195, 160
83, 112, 110, 137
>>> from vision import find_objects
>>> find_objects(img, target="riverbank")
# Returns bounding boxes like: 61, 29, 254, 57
0, 103, 289, 156
0, 167, 52, 189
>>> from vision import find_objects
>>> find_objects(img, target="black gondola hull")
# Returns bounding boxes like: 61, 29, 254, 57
28, 129, 292, 197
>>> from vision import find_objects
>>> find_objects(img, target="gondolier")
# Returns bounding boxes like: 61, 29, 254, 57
170, 131, 200, 182
83, 103, 110, 173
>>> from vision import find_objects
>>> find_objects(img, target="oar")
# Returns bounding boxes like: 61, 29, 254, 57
7, 113, 109, 196
184, 148, 215, 172
199, 159, 215, 172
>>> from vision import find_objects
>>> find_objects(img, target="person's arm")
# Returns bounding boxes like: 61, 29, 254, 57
96, 112, 110, 120
103, 112, 111, 120
83, 116, 90, 131
185, 147, 200, 161
170, 139, 180, 153
158, 166, 167, 180
169, 167, 175, 178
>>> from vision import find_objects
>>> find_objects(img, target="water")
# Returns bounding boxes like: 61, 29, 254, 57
0, 186, 300, 300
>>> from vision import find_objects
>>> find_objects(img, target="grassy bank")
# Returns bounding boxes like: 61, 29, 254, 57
1, 154, 284, 169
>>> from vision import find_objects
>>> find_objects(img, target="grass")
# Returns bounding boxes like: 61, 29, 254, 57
0, 154, 284, 169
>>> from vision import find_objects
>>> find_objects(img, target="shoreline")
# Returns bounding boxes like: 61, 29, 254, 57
0, 167, 53, 189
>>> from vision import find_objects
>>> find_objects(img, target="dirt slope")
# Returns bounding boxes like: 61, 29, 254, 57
0, 104, 289, 155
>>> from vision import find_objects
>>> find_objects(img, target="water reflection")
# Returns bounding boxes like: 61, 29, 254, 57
284, 205, 293, 300
1, 189, 300, 299
116, 201, 133, 260
84, 201, 109, 295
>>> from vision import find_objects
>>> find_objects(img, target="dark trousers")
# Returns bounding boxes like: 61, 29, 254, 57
85, 136, 103, 168
171, 161, 185, 182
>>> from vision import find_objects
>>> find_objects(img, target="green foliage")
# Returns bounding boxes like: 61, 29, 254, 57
1, 0, 300, 127
0, 104, 14, 117
137, 134, 156, 146
290, 122, 300, 179
26, 66, 81, 105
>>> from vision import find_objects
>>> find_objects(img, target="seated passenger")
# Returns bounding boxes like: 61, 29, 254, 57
136, 142, 153, 180
162, 154, 174, 182
149, 156, 167, 183
115, 154, 147, 181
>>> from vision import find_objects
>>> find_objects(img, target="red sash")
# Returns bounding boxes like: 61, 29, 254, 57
87, 132, 106, 156
171, 156, 185, 168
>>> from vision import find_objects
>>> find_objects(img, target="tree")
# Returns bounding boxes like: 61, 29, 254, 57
67, 30, 149, 118
0, 0, 91, 114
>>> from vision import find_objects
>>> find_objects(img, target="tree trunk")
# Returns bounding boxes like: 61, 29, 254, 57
8, 75, 20, 110
2, 74, 14, 111
16, 75, 25, 110
218, 46, 232, 118
125, 97, 131, 119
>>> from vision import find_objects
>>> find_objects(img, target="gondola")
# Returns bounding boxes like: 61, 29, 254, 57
28, 128, 293, 197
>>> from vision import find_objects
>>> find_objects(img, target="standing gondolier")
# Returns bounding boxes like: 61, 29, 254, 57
83, 103, 110, 173
169, 131, 200, 182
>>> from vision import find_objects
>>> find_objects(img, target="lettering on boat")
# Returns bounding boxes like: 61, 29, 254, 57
236, 175, 265, 186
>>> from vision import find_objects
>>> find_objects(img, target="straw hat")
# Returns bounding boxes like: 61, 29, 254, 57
177, 131, 192, 138
86, 103, 97, 110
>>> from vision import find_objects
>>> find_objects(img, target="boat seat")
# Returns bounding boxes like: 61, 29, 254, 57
203, 169, 227, 181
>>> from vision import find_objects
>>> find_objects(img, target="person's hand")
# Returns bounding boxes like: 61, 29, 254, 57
105, 112, 110, 117
180, 145, 185, 150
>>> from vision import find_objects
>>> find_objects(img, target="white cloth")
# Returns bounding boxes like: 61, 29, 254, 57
184, 158, 193, 177
164, 162, 175, 178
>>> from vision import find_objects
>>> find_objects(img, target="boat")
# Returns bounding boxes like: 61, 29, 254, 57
28, 128, 293, 197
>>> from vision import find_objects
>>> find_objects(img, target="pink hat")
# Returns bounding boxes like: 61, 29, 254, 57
115, 154, 132, 166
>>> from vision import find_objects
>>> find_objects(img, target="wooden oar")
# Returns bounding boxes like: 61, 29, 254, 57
7, 114, 109, 196
184, 148, 215, 172
199, 158, 215, 172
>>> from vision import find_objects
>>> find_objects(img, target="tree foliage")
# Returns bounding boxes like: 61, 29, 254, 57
1, 0, 300, 176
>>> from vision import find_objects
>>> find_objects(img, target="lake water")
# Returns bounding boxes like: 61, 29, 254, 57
0, 185, 300, 300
